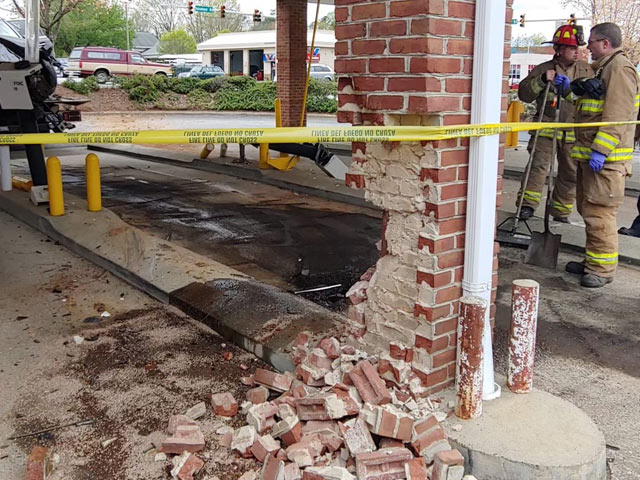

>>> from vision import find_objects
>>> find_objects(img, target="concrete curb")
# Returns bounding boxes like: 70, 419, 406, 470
0, 190, 347, 372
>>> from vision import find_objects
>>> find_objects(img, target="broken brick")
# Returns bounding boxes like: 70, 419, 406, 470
309, 349, 333, 370
338, 417, 376, 456
162, 425, 205, 454
286, 435, 324, 467
355, 447, 414, 480
330, 386, 361, 416
432, 449, 464, 480
247, 402, 279, 434
168, 414, 197, 435
346, 280, 369, 305
271, 415, 303, 446
411, 426, 450, 463
255, 368, 294, 392
366, 406, 415, 442
231, 425, 258, 457
261, 453, 285, 480
302, 420, 339, 437
379, 438, 404, 449
184, 402, 207, 420
298, 364, 329, 387
242, 375, 256, 386
25, 447, 53, 480
278, 404, 296, 420
284, 462, 302, 480
222, 351, 234, 361
296, 394, 346, 421
405, 457, 428, 480
349, 361, 391, 405
318, 337, 341, 359
247, 386, 270, 405
293, 332, 311, 348
220, 431, 233, 448
412, 415, 438, 440
251, 434, 281, 463
302, 466, 356, 480
170, 451, 204, 480
211, 392, 238, 417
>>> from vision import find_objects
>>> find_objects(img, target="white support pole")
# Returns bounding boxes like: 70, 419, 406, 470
463, 0, 506, 401
0, 146, 12, 191
24, 0, 40, 63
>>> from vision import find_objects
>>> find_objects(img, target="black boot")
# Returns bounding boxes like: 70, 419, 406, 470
618, 227, 640, 238
565, 261, 585, 275
519, 206, 534, 220
581, 273, 613, 288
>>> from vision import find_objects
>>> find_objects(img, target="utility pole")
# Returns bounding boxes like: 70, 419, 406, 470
125, 0, 130, 50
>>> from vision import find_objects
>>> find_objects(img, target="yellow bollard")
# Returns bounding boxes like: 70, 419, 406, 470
200, 143, 214, 159
259, 143, 270, 169
85, 153, 102, 212
46, 156, 64, 216
275, 99, 283, 128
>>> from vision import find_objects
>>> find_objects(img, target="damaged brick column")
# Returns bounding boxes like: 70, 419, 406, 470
337, 0, 512, 396
276, 0, 307, 126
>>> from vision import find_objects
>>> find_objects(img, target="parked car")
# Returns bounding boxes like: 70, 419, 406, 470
310, 64, 334, 81
180, 65, 225, 79
66, 46, 172, 83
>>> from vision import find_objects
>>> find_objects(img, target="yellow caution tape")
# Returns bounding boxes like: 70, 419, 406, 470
0, 121, 638, 145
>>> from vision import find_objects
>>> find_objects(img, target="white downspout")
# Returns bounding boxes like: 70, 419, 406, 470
463, 0, 506, 400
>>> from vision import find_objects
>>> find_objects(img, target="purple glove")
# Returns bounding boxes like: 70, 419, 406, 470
589, 151, 606, 172
554, 74, 570, 96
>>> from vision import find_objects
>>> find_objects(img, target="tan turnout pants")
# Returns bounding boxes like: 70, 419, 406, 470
577, 162, 628, 278
517, 135, 577, 218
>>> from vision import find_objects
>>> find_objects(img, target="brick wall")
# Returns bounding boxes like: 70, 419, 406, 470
338, 0, 513, 395
276, 0, 307, 126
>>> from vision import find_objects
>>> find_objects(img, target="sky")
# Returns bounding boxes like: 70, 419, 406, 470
512, 0, 592, 40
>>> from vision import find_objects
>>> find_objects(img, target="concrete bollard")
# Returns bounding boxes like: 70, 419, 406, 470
46, 156, 64, 216
85, 153, 101, 212
0, 146, 11, 191
455, 296, 487, 419
507, 279, 540, 394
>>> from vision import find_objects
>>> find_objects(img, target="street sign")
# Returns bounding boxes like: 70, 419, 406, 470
194, 5, 214, 13
511, 18, 517, 24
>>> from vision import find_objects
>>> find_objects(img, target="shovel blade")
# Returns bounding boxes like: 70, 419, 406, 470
525, 231, 561, 268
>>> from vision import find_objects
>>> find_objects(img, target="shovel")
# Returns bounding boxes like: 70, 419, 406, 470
525, 90, 562, 268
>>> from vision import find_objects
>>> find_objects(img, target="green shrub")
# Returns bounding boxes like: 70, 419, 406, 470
62, 76, 100, 95
198, 76, 226, 93
168, 77, 202, 94
306, 78, 337, 113
214, 77, 276, 111
128, 84, 158, 104
150, 73, 170, 92
186, 88, 213, 109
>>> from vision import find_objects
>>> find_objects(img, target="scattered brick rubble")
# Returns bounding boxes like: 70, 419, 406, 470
213, 334, 471, 480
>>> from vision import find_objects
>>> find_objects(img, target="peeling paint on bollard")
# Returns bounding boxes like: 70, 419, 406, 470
455, 296, 487, 420
507, 279, 540, 394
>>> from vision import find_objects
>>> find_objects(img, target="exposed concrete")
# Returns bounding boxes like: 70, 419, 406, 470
0, 189, 347, 372
443, 377, 606, 480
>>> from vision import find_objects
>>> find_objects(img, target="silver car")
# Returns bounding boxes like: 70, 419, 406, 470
310, 64, 335, 81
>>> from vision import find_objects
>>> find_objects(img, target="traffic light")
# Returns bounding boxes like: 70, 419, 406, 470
188, 1, 193, 14
519, 14, 525, 27
568, 13, 576, 25
253, 9, 261, 22
220, 5, 225, 17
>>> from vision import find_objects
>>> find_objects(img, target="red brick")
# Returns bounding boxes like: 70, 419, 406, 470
251, 435, 281, 463
435, 448, 464, 465
415, 334, 449, 354
349, 360, 392, 405
335, 23, 366, 40
339, 94, 366, 108
355, 448, 414, 480
352, 2, 386, 20
443, 113, 471, 126
353, 76, 385, 91
335, 6, 348, 22
408, 96, 459, 113
410, 57, 460, 74
415, 18, 463, 36
390, 0, 444, 17
432, 348, 457, 368
418, 235, 455, 254
441, 149, 469, 166
335, 41, 348, 56
162, 425, 206, 454
405, 457, 428, 480
247, 386, 270, 405
390, 37, 442, 54
379, 438, 405, 449
168, 415, 197, 435
255, 368, 293, 392
441, 183, 467, 200
449, 0, 475, 18
435, 285, 461, 304
420, 168, 456, 183
211, 392, 238, 417
352, 39, 386, 55
413, 303, 451, 322
171, 451, 204, 480
446, 78, 472, 93
434, 317, 457, 335
425, 202, 456, 220
413, 415, 439, 437
339, 416, 376, 455
272, 415, 303, 446
370, 20, 407, 37
417, 270, 452, 288
367, 95, 405, 110
345, 173, 365, 189
439, 217, 466, 235
25, 447, 52, 480
369, 57, 405, 73
262, 453, 285, 480
335, 58, 367, 74
447, 38, 474, 55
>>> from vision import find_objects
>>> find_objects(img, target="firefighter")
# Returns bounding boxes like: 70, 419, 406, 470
516, 24, 592, 222
555, 22, 639, 287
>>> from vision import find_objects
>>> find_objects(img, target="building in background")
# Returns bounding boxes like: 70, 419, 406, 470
509, 45, 590, 88
133, 31, 160, 59
197, 29, 335, 80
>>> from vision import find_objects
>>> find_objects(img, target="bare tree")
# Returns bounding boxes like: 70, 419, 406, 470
563, 0, 640, 64
132, 0, 184, 37
11, 0, 83, 44
184, 0, 245, 43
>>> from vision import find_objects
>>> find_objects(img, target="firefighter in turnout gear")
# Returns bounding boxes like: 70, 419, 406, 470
556, 22, 640, 288
516, 24, 592, 222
